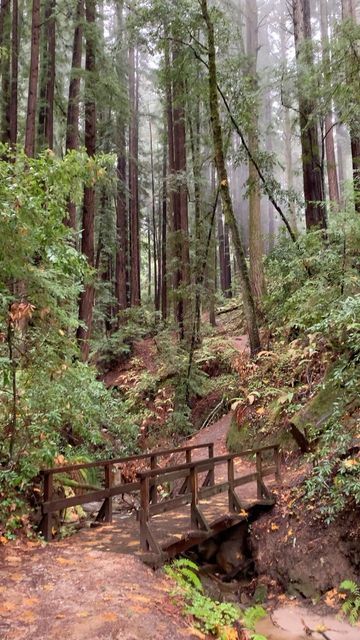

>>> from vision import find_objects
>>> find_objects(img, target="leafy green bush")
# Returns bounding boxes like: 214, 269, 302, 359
0, 150, 138, 536
165, 558, 267, 639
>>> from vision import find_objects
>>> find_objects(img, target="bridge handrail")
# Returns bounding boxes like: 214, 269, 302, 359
40, 442, 213, 475
39, 442, 214, 541
136, 444, 280, 479
137, 443, 281, 554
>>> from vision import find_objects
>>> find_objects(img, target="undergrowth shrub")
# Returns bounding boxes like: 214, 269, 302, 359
265, 208, 360, 517
165, 558, 267, 639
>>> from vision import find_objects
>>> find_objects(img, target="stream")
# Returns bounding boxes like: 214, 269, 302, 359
255, 605, 360, 639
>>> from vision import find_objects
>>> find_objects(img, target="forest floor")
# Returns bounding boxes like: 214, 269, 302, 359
0, 327, 359, 640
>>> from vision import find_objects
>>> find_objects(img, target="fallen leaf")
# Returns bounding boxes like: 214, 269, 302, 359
20, 611, 36, 622
270, 522, 279, 531
101, 612, 118, 622
23, 597, 39, 606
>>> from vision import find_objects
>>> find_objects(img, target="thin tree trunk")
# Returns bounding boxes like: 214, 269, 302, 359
319, 0, 340, 209
129, 46, 141, 306
149, 117, 158, 309
200, 0, 260, 357
292, 0, 326, 229
0, 0, 10, 144
172, 46, 191, 340
342, 0, 360, 211
246, 0, 265, 300
24, 0, 41, 157
187, 86, 202, 341
65, 0, 83, 229
76, 0, 96, 361
161, 130, 168, 320
115, 1, 128, 313
44, 0, 55, 149
9, 0, 18, 146
37, 0, 55, 149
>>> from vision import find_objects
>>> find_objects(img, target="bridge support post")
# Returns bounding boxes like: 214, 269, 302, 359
149, 455, 158, 504
274, 445, 281, 482
190, 467, 209, 531
208, 444, 215, 486
256, 452, 263, 499
104, 463, 113, 522
139, 475, 150, 551
41, 472, 53, 542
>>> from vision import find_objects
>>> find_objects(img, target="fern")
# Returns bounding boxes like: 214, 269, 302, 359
340, 580, 360, 624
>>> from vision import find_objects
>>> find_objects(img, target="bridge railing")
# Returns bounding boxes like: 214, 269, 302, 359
40, 442, 214, 541
137, 444, 281, 554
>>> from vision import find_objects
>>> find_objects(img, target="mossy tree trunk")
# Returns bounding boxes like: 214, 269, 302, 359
200, 0, 260, 357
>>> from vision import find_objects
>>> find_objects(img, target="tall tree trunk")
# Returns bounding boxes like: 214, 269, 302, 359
172, 48, 191, 340
9, 0, 18, 146
342, 0, 360, 211
76, 0, 96, 360
24, 0, 41, 157
129, 46, 141, 306
217, 206, 226, 293
200, 0, 260, 356
37, 0, 55, 149
65, 0, 83, 229
319, 0, 340, 209
187, 85, 202, 341
0, 0, 10, 144
292, 0, 326, 229
246, 0, 265, 301
160, 129, 168, 321
114, 0, 128, 313
149, 117, 158, 309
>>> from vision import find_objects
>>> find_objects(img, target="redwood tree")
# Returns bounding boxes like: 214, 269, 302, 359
77, 0, 96, 360
65, 0, 84, 229
24, 0, 41, 157
292, 0, 326, 229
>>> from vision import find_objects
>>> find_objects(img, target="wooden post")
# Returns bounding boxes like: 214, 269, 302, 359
274, 445, 281, 483
208, 443, 215, 486
42, 471, 53, 542
139, 475, 150, 551
150, 454, 158, 504
228, 457, 235, 512
256, 452, 262, 499
190, 466, 199, 529
104, 463, 113, 522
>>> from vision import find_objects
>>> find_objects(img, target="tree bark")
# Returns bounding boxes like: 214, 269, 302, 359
114, 0, 128, 313
161, 128, 168, 321
246, 0, 265, 300
319, 0, 340, 209
292, 0, 326, 230
342, 0, 360, 211
200, 0, 260, 357
149, 117, 159, 309
9, 0, 18, 146
76, 0, 96, 361
24, 0, 41, 157
37, 0, 55, 149
65, 0, 83, 229
172, 46, 191, 340
0, 0, 11, 144
129, 46, 141, 306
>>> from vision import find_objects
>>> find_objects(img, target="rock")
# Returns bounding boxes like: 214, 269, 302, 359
216, 539, 246, 575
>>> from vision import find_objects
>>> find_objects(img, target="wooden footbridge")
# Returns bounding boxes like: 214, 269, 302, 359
40, 442, 281, 561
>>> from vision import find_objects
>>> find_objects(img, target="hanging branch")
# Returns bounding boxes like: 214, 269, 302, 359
166, 35, 297, 243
